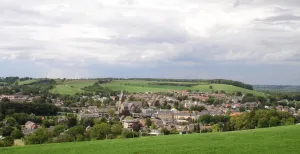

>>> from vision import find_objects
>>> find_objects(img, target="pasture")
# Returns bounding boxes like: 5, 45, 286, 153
50, 80, 97, 95
102, 80, 265, 96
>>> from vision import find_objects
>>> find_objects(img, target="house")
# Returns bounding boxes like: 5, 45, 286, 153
174, 112, 190, 120
78, 113, 100, 120
244, 102, 258, 109
122, 119, 139, 129
121, 102, 142, 114
148, 129, 162, 136
25, 121, 39, 130
88, 106, 98, 113
156, 110, 174, 120
175, 125, 189, 134
141, 108, 156, 117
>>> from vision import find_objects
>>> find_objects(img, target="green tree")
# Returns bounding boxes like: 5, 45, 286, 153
24, 128, 53, 145
0, 137, 14, 147
53, 125, 67, 136
66, 125, 85, 141
269, 117, 280, 127
145, 118, 152, 128
257, 118, 269, 128
108, 109, 115, 118
5, 117, 18, 127
0, 126, 14, 136
90, 123, 111, 140
11, 128, 23, 139
236, 91, 242, 96
199, 114, 212, 125
82, 118, 95, 127
212, 124, 221, 132
285, 117, 295, 125
160, 128, 170, 135
111, 124, 122, 136
67, 117, 77, 128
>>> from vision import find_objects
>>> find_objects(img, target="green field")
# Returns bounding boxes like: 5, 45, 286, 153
49, 79, 265, 96
102, 80, 265, 96
1, 125, 299, 154
0, 82, 7, 85
18, 79, 39, 85
50, 80, 97, 95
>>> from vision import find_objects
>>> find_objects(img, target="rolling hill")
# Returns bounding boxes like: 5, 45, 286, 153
49, 79, 265, 96
101, 80, 265, 96
1, 125, 299, 154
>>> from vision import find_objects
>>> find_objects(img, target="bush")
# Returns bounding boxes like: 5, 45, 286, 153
24, 128, 53, 145
11, 129, 24, 139
0, 137, 14, 147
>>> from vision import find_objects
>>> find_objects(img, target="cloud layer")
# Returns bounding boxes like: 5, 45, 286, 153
0, 0, 300, 84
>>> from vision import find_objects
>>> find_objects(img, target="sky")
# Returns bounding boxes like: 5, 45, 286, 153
0, 0, 300, 85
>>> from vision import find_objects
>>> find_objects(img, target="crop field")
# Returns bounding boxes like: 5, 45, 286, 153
1, 125, 299, 154
50, 80, 97, 95
102, 80, 265, 96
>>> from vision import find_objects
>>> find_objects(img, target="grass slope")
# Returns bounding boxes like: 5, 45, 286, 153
17, 79, 39, 85
1, 125, 299, 154
50, 80, 97, 95
102, 80, 265, 96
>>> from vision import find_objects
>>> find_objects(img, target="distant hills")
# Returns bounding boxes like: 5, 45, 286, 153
253, 85, 300, 93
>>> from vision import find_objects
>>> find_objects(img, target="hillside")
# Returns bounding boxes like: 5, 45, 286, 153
2, 125, 299, 154
48, 79, 264, 96
50, 80, 97, 95
102, 80, 265, 96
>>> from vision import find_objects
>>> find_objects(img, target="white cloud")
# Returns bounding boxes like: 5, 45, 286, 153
0, 0, 300, 78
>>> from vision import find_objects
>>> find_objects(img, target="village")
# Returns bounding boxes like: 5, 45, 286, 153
2, 89, 298, 138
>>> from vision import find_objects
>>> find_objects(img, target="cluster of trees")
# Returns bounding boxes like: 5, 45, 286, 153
190, 105, 206, 112
0, 79, 56, 96
198, 109, 296, 132
23, 116, 143, 145
0, 102, 59, 116
83, 83, 120, 96
230, 110, 295, 130
0, 77, 19, 85
0, 115, 33, 147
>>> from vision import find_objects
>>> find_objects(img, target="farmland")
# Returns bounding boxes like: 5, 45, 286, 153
50, 80, 97, 95
101, 80, 265, 96
48, 79, 265, 96
1, 125, 299, 154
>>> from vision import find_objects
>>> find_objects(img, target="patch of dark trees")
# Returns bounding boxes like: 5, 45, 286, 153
0, 102, 59, 116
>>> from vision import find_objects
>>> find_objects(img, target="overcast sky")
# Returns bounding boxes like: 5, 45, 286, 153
0, 0, 300, 85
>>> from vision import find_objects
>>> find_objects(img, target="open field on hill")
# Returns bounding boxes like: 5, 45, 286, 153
1, 125, 299, 154
102, 80, 265, 96
17, 79, 39, 85
50, 80, 97, 95
0, 82, 7, 85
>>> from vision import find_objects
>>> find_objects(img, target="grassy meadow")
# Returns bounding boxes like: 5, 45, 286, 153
1, 125, 299, 154
50, 80, 97, 95
17, 79, 39, 85
48, 79, 265, 96
102, 80, 265, 96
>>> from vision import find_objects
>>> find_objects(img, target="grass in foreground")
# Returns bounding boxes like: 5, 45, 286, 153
1, 125, 299, 154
